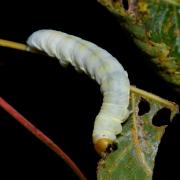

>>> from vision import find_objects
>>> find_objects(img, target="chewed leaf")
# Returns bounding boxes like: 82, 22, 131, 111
97, 86, 179, 180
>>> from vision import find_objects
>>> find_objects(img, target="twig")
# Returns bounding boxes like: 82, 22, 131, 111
0, 97, 87, 180
0, 39, 178, 111
0, 39, 30, 51
130, 86, 179, 112
0, 39, 38, 53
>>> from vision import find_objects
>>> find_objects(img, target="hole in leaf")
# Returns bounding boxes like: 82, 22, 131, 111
138, 98, 150, 115
152, 108, 171, 127
122, 0, 129, 10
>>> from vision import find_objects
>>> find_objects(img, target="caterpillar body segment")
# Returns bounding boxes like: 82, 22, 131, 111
27, 29, 130, 155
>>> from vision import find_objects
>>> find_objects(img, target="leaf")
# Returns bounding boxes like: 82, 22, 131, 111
97, 0, 180, 91
97, 86, 179, 180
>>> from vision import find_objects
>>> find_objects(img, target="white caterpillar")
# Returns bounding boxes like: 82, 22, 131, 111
27, 29, 130, 155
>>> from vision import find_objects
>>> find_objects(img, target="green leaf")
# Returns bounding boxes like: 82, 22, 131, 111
97, 87, 179, 180
97, 0, 180, 91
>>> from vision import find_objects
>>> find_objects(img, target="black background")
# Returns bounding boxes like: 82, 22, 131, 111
0, 0, 179, 179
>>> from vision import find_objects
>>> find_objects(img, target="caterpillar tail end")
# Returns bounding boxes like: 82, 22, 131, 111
94, 138, 117, 156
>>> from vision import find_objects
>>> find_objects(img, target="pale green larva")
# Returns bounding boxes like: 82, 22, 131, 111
27, 29, 130, 155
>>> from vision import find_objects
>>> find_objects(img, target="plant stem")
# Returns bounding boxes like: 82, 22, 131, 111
130, 86, 179, 112
0, 39, 30, 51
0, 97, 87, 180
0, 39, 178, 112
0, 39, 178, 110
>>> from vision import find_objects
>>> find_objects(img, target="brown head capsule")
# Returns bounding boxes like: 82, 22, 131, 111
94, 138, 117, 156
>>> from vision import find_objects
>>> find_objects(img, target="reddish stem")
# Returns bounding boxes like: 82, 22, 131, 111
0, 96, 87, 180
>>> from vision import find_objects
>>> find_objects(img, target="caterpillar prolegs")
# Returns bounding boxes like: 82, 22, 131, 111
27, 30, 130, 155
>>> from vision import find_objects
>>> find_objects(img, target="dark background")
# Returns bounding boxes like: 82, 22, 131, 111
0, 0, 179, 179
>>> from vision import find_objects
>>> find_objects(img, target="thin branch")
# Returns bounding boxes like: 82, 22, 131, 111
0, 39, 178, 112
0, 97, 87, 180
0, 39, 178, 109
130, 86, 179, 112
0, 39, 38, 53
0, 39, 30, 51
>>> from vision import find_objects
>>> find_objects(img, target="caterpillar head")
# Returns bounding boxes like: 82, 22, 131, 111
93, 108, 131, 156
94, 138, 117, 156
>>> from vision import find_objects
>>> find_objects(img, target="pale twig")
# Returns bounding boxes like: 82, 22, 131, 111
0, 39, 178, 112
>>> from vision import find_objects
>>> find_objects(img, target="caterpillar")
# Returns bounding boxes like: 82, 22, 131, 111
27, 29, 130, 155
